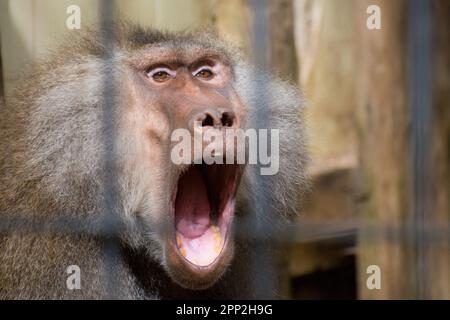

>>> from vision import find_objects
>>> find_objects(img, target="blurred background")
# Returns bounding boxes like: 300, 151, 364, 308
0, 0, 449, 299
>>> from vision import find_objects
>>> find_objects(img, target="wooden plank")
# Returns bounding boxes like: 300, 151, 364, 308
153, 0, 212, 31
211, 0, 251, 52
0, 0, 100, 100
303, 168, 359, 222
354, 0, 414, 299
268, 0, 298, 82
428, 0, 450, 300
0, 0, 34, 100
294, 0, 358, 176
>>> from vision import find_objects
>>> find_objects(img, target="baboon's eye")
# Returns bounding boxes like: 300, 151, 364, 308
147, 67, 176, 83
193, 67, 214, 80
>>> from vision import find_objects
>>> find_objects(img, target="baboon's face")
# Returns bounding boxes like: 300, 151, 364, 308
117, 45, 246, 289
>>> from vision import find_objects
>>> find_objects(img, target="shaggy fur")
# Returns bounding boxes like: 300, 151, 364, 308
0, 23, 308, 299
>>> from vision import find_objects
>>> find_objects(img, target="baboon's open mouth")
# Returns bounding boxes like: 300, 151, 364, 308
173, 163, 241, 268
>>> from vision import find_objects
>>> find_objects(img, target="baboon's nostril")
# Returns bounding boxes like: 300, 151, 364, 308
197, 110, 221, 128
202, 114, 215, 127
221, 112, 235, 127
191, 109, 236, 131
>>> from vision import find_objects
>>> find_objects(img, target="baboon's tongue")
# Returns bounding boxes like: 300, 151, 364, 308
175, 166, 211, 239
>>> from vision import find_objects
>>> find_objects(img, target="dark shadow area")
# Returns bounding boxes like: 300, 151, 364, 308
291, 255, 356, 300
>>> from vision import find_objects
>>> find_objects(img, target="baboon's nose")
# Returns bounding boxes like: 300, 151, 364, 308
189, 108, 237, 131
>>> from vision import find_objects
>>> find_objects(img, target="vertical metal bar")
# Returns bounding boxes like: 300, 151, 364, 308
408, 0, 434, 300
248, 0, 276, 299
99, 0, 121, 300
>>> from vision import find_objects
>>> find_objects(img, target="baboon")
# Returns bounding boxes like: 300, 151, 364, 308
0, 22, 308, 299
